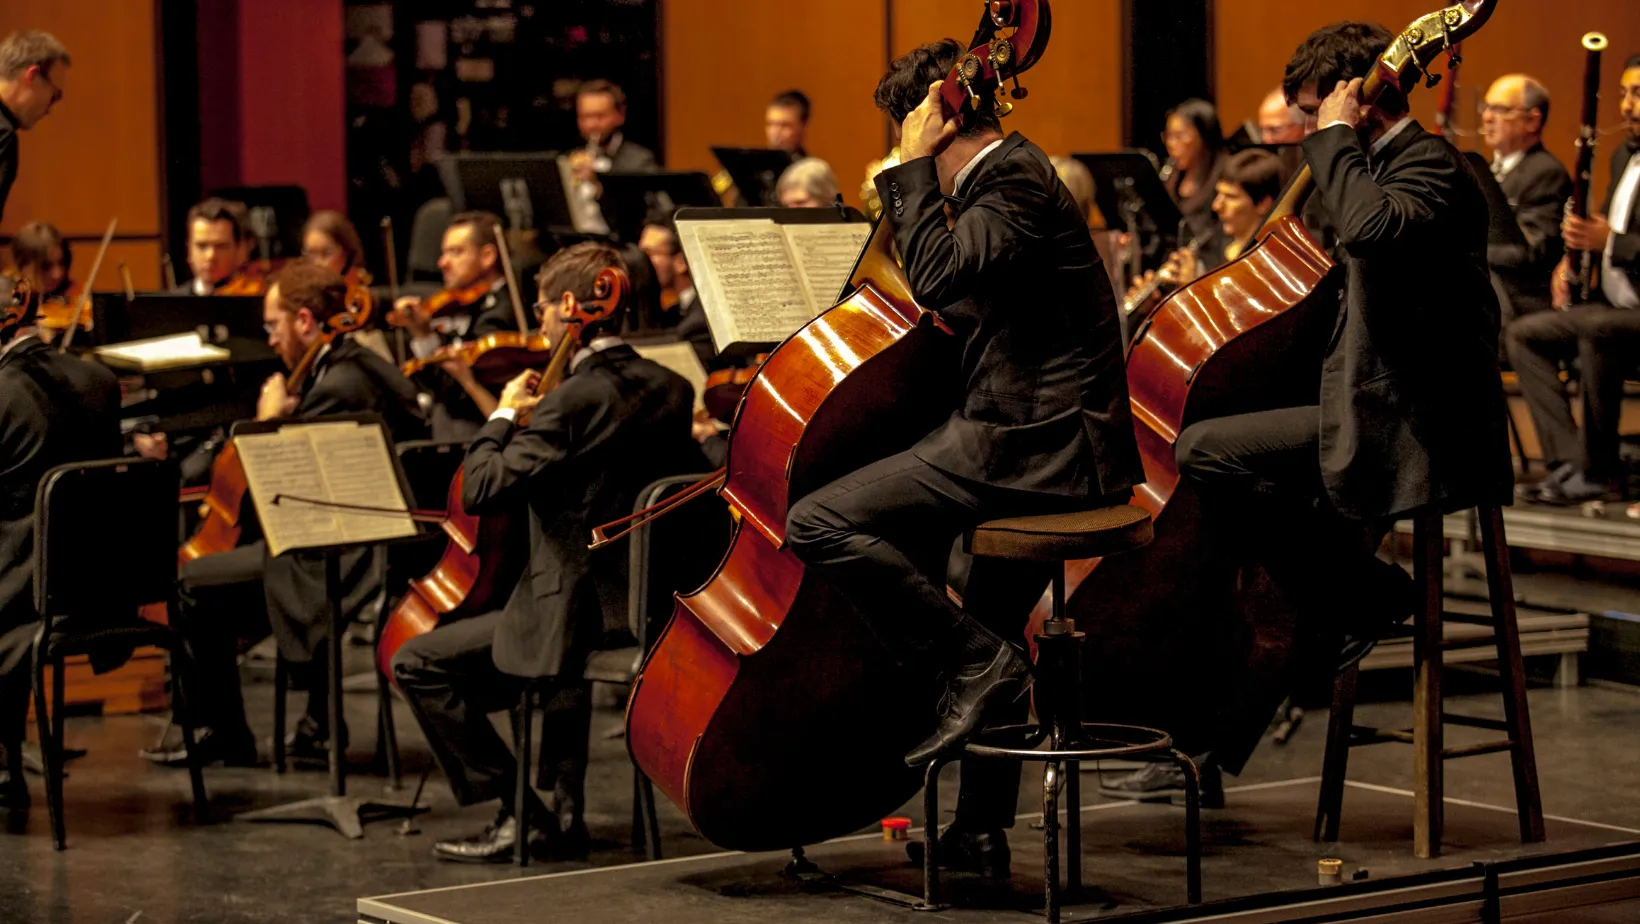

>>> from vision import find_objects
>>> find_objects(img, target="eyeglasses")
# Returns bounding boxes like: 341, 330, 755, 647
1477, 103, 1532, 118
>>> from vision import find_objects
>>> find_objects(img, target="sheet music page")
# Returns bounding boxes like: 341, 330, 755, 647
94, 332, 231, 370
677, 218, 812, 350
633, 341, 709, 412
781, 222, 872, 310
307, 425, 417, 544
235, 429, 345, 557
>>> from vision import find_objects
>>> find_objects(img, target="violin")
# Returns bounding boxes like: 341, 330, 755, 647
388, 278, 493, 328
215, 261, 278, 297
700, 353, 768, 423
625, 0, 1050, 852
1024, 1, 1498, 757
377, 267, 629, 683
399, 331, 554, 385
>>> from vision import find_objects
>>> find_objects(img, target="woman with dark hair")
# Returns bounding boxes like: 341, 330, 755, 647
300, 210, 366, 276
1162, 97, 1227, 244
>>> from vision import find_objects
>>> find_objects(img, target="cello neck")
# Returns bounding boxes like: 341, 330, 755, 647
1259, 163, 1314, 237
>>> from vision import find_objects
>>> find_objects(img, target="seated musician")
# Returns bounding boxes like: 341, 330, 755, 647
1256, 87, 1306, 144
1506, 55, 1640, 505
637, 213, 708, 367
302, 209, 393, 363
0, 292, 121, 819
390, 210, 517, 441
1480, 75, 1573, 327
8, 220, 71, 302
774, 157, 841, 208
141, 263, 426, 767
765, 89, 811, 157
1152, 22, 1511, 804
784, 40, 1143, 874
564, 79, 658, 235
1162, 98, 1229, 245
176, 197, 252, 295
1125, 148, 1284, 311
391, 242, 697, 863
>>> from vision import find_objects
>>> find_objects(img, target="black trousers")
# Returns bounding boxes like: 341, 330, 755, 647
1175, 407, 1395, 771
392, 611, 591, 827
0, 617, 35, 776
1505, 303, 1640, 479
787, 449, 1101, 830
175, 542, 334, 737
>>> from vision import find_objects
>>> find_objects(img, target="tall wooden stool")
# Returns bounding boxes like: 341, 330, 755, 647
1314, 505, 1545, 859
920, 505, 1202, 922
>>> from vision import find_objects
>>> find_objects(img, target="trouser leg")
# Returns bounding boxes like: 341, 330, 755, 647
1504, 309, 1585, 469
533, 679, 591, 830
1576, 308, 1640, 482
0, 622, 34, 783
175, 543, 270, 737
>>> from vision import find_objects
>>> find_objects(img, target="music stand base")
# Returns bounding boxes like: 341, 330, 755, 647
237, 795, 426, 839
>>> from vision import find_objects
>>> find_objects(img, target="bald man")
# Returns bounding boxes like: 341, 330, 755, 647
1482, 74, 1572, 325
1256, 88, 1305, 144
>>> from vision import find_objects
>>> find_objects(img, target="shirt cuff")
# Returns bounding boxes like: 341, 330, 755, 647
488, 408, 518, 425
1320, 120, 1353, 133
410, 334, 442, 360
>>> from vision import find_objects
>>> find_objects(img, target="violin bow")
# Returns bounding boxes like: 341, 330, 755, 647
59, 217, 118, 353
382, 217, 406, 364
491, 221, 531, 335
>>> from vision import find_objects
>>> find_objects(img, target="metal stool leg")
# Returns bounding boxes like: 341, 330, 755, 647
515, 684, 535, 868
1170, 749, 1203, 904
1413, 510, 1446, 859
169, 638, 209, 819
32, 645, 66, 850
1066, 758, 1081, 897
1315, 664, 1358, 842
1478, 506, 1545, 843
1043, 760, 1062, 924
377, 666, 401, 790
920, 756, 947, 910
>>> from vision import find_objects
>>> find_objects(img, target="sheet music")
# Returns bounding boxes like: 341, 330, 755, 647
235, 421, 416, 557
94, 332, 231, 371
236, 430, 347, 557
678, 219, 812, 350
309, 425, 416, 544
782, 222, 872, 309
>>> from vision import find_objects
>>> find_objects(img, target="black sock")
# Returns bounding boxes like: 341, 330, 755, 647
951, 614, 1006, 663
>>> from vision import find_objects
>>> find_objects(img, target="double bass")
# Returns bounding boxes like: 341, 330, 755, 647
625, 0, 1051, 851
376, 267, 628, 682
1030, 1, 1499, 751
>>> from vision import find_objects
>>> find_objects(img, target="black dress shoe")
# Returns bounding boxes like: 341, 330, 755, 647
905, 825, 1011, 878
537, 819, 590, 862
284, 715, 349, 763
1516, 462, 1575, 501
0, 769, 29, 824
1533, 471, 1621, 506
433, 811, 522, 863
138, 726, 259, 767
1097, 760, 1224, 809
1336, 558, 1416, 671
905, 644, 1032, 766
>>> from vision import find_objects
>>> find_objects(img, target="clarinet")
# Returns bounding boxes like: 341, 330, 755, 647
1570, 32, 1608, 302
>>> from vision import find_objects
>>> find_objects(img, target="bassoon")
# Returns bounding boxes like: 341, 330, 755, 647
1570, 32, 1609, 302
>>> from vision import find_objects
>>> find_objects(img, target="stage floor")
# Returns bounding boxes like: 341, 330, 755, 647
358, 777, 1640, 924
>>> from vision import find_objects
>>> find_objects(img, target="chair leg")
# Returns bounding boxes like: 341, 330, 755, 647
639, 771, 662, 860
1170, 749, 1203, 905
1413, 510, 1446, 859
169, 639, 209, 819
377, 668, 401, 791
1043, 760, 1062, 924
1315, 664, 1359, 842
515, 684, 534, 868
32, 648, 65, 851
272, 655, 287, 775
630, 770, 644, 853
1478, 506, 1546, 843
920, 758, 944, 909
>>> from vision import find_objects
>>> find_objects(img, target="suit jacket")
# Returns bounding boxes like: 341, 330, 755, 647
0, 100, 17, 228
671, 289, 718, 370
875, 133, 1143, 499
1303, 121, 1513, 519
0, 339, 122, 633
461, 344, 696, 679
1599, 139, 1640, 298
1490, 144, 1573, 320
410, 282, 520, 428
262, 334, 428, 662
605, 136, 659, 174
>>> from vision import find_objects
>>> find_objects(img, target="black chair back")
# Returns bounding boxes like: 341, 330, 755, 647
406, 198, 453, 284
395, 439, 468, 509
628, 474, 733, 651
34, 458, 180, 622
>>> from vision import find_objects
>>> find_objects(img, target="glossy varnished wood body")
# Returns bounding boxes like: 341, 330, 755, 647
178, 442, 248, 564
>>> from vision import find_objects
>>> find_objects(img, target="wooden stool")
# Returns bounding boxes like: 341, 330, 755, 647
1314, 505, 1545, 859
920, 505, 1202, 922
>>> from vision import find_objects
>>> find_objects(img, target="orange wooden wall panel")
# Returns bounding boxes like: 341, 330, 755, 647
1215, 1, 1640, 189
890, 0, 1123, 156
0, 0, 162, 242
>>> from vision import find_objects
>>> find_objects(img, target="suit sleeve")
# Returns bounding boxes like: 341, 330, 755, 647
1490, 162, 1571, 272
876, 154, 1044, 311
300, 364, 377, 418
0, 126, 16, 226
460, 387, 591, 516
1304, 125, 1455, 256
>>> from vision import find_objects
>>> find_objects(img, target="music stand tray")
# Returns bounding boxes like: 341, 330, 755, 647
710, 147, 799, 207
1072, 151, 1186, 252
599, 170, 719, 243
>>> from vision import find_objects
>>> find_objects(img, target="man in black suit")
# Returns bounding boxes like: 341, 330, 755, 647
141, 263, 426, 767
783, 39, 1143, 873
0, 31, 70, 225
392, 242, 698, 863
390, 210, 521, 441
1507, 54, 1640, 505
1480, 74, 1573, 326
0, 298, 120, 817
565, 79, 658, 235
1168, 21, 1511, 782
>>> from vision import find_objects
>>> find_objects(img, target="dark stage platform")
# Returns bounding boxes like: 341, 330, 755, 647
358, 778, 1640, 924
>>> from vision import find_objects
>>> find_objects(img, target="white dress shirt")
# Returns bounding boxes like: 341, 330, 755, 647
1603, 151, 1640, 310
952, 138, 1005, 196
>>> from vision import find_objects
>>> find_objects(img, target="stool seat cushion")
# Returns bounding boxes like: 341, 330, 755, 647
969, 505, 1154, 561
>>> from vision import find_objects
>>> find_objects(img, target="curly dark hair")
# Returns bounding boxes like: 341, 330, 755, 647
1282, 22, 1404, 114
535, 241, 628, 338
269, 262, 349, 324
874, 39, 1001, 139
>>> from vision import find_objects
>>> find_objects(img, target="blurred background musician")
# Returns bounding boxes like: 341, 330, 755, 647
390, 210, 516, 441
300, 210, 391, 362
775, 156, 841, 208
0, 288, 120, 818
1161, 97, 1228, 245
1256, 87, 1306, 144
391, 243, 697, 864
1507, 55, 1640, 505
176, 197, 253, 296
1051, 155, 1125, 294
636, 212, 707, 367
141, 263, 425, 768
1480, 74, 1573, 326
765, 89, 811, 157
0, 30, 70, 225
565, 79, 658, 235
8, 219, 72, 303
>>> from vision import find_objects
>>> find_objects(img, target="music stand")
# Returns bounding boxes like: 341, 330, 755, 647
1072, 151, 1186, 267
208, 185, 311, 261
231, 412, 430, 839
437, 152, 579, 236
710, 147, 799, 207
599, 170, 719, 243
1464, 151, 1529, 250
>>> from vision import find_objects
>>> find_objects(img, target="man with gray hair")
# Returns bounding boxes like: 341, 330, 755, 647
775, 157, 840, 208
1481, 74, 1573, 326
0, 30, 71, 225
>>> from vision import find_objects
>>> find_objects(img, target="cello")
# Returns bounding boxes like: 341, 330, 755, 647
625, 0, 1051, 852
1028, 2, 1498, 750
375, 267, 628, 682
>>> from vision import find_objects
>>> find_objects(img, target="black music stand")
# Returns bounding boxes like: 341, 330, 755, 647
710, 147, 799, 206
1072, 151, 1186, 269
598, 170, 719, 243
231, 413, 430, 839
437, 152, 579, 236
1465, 151, 1530, 250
